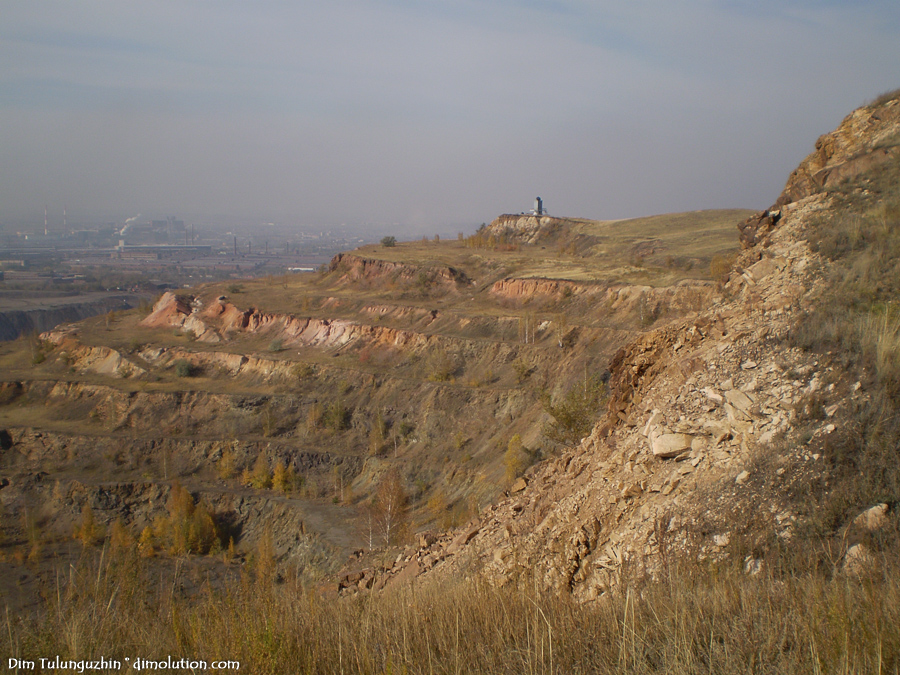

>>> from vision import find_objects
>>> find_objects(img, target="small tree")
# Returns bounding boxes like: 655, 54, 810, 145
250, 454, 272, 489
381, 236, 397, 248
370, 469, 408, 547
553, 313, 569, 349
272, 460, 294, 493
75, 504, 103, 546
218, 448, 236, 480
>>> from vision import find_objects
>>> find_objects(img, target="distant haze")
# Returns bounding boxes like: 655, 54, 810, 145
1, 1, 898, 234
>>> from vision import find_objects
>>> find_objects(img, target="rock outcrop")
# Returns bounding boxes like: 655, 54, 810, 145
328, 253, 470, 288
485, 215, 569, 244
739, 96, 900, 249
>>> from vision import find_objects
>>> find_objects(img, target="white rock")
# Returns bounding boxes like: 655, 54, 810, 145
703, 387, 724, 404
642, 411, 664, 437
725, 389, 754, 413
853, 504, 889, 531
735, 470, 750, 485
842, 543, 875, 576
650, 433, 694, 458
744, 557, 763, 576
758, 430, 776, 445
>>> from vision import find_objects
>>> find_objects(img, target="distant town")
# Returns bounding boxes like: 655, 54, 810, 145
0, 214, 386, 339
0, 214, 377, 292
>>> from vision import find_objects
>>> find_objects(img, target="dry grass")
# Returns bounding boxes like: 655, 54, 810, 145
4, 546, 899, 674
344, 208, 750, 288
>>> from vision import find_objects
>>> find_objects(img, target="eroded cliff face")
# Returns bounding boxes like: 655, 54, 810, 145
328, 253, 471, 289
485, 215, 581, 245
739, 96, 900, 249
489, 277, 718, 317
344, 96, 900, 599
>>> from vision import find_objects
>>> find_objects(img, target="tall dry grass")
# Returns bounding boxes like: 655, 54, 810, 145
4, 544, 900, 674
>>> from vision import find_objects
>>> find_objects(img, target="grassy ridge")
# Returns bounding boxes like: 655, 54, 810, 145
348, 208, 752, 286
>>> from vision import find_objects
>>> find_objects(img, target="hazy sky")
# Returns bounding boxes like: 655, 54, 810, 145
1, 1, 898, 232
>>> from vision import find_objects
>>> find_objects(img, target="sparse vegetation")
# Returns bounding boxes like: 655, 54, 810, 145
541, 374, 607, 447
787, 178, 900, 544
147, 482, 221, 555
173, 359, 198, 377
503, 433, 530, 483
710, 251, 738, 282
74, 504, 103, 546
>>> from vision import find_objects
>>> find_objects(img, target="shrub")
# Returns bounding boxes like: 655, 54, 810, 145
174, 359, 197, 377
293, 363, 315, 379
324, 401, 351, 431
381, 236, 397, 247
504, 434, 527, 483
512, 358, 533, 384
710, 253, 737, 282
541, 375, 607, 447
424, 347, 458, 382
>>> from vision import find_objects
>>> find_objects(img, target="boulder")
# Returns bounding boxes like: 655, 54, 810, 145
842, 543, 876, 576
725, 389, 754, 414
511, 477, 528, 493
853, 503, 889, 532
650, 433, 693, 458
447, 524, 480, 554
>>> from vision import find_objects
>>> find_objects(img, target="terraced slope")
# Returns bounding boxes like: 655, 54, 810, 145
0, 208, 747, 590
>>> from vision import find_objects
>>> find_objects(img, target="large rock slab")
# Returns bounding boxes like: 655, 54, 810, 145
650, 433, 693, 458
